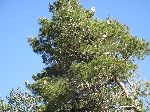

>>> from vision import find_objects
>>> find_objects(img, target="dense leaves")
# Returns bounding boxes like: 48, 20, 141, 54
27, 0, 150, 111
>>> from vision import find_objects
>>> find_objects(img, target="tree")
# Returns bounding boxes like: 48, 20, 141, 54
28, 0, 150, 111
0, 88, 40, 112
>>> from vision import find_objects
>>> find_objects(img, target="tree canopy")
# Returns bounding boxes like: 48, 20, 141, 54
1, 0, 150, 111
27, 0, 150, 111
0, 88, 39, 112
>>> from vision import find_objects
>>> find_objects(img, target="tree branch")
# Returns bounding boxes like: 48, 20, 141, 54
116, 78, 141, 112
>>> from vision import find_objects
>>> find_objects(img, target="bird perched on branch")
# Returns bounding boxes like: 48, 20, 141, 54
91, 7, 96, 13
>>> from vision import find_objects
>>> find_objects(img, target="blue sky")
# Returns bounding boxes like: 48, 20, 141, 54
0, 0, 150, 99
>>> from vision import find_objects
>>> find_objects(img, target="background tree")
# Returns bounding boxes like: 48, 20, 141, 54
28, 0, 150, 111
0, 88, 40, 112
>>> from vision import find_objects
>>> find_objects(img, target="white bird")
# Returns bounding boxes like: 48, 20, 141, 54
91, 7, 96, 13
25, 80, 29, 85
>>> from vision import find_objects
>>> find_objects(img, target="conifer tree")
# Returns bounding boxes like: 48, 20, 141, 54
28, 0, 150, 111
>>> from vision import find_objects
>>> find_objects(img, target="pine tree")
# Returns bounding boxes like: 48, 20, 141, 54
28, 0, 150, 111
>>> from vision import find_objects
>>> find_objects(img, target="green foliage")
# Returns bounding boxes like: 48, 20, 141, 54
27, 0, 150, 111
0, 88, 40, 112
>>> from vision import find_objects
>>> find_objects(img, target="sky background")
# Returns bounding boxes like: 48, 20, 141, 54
0, 0, 150, 100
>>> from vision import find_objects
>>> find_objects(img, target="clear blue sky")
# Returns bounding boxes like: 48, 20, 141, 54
0, 0, 150, 99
